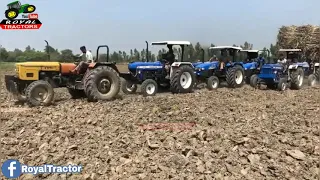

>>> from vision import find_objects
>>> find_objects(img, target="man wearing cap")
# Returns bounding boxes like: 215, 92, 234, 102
71, 46, 94, 74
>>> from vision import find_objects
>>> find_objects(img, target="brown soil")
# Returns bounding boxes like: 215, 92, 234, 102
0, 70, 320, 180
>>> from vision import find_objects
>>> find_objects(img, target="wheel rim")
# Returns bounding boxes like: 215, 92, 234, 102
98, 78, 111, 94
8, 11, 16, 18
146, 84, 155, 95
235, 70, 243, 84
298, 75, 303, 86
281, 83, 286, 91
31, 87, 49, 102
211, 79, 219, 88
309, 76, 316, 86
28, 7, 34, 12
126, 83, 136, 92
180, 72, 192, 89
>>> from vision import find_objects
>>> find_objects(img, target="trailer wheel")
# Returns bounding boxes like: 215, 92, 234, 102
25, 80, 54, 107
84, 66, 121, 101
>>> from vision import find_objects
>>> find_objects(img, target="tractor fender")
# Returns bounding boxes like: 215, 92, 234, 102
315, 63, 319, 67
288, 64, 300, 70
90, 62, 120, 74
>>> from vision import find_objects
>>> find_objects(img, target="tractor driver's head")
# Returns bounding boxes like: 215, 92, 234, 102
80, 46, 86, 53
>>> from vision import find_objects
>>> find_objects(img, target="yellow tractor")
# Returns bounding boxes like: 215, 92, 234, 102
5, 40, 121, 106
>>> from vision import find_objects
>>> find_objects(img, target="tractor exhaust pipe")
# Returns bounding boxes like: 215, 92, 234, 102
146, 41, 149, 62
44, 40, 50, 61
201, 48, 205, 62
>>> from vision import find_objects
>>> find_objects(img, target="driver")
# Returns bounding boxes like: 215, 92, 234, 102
164, 45, 175, 78
71, 46, 94, 74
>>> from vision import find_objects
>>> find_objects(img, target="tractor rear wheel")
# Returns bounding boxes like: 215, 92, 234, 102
68, 88, 86, 99
315, 68, 320, 80
290, 67, 304, 90
84, 66, 121, 101
226, 65, 244, 88
308, 74, 317, 87
170, 65, 196, 93
121, 80, 137, 94
5, 9, 19, 20
25, 80, 54, 107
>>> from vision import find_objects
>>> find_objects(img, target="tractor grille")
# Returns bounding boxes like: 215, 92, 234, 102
260, 68, 272, 74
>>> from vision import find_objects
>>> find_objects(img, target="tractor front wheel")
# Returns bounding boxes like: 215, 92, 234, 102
141, 79, 158, 97
206, 76, 219, 90
249, 74, 258, 88
84, 66, 121, 101
25, 80, 54, 107
121, 80, 137, 94
277, 78, 287, 91
25, 5, 36, 13
5, 9, 19, 20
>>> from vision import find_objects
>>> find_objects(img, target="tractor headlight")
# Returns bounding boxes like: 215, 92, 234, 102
273, 70, 277, 74
138, 70, 141, 74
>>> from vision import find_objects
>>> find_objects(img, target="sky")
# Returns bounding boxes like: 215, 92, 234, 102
0, 0, 319, 54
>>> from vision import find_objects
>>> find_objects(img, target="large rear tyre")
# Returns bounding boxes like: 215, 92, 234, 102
5, 9, 18, 20
290, 67, 304, 90
170, 66, 196, 93
206, 76, 219, 90
7, 79, 27, 102
68, 88, 86, 99
121, 80, 137, 94
226, 65, 244, 88
25, 80, 54, 107
141, 79, 158, 97
84, 66, 121, 101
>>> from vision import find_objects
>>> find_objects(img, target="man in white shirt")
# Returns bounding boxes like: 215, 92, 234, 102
71, 46, 94, 74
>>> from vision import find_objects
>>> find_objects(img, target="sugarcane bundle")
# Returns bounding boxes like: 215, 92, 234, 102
276, 25, 320, 60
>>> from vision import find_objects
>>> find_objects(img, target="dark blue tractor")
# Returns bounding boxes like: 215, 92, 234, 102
250, 49, 310, 91
239, 49, 270, 84
194, 46, 246, 90
120, 41, 196, 96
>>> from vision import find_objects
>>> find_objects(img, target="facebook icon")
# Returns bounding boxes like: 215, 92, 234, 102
1, 159, 22, 178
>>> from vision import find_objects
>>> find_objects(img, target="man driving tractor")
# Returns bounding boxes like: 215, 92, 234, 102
163, 45, 175, 78
71, 46, 94, 74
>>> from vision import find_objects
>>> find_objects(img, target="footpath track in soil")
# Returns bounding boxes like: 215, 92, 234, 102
0, 70, 320, 179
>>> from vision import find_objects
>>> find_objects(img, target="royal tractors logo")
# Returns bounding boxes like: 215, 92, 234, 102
0, 1, 42, 30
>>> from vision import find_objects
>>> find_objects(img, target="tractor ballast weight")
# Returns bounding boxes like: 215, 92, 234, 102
120, 41, 196, 96
5, 40, 121, 106
194, 46, 245, 90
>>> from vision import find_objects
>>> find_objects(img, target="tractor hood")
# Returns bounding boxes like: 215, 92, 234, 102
243, 62, 257, 70
195, 61, 219, 70
128, 61, 163, 70
16, 62, 60, 66
261, 63, 283, 70
192, 62, 203, 67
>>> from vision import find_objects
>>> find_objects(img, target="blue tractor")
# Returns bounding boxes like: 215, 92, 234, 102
194, 46, 246, 90
239, 49, 270, 84
120, 41, 196, 96
250, 49, 309, 91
